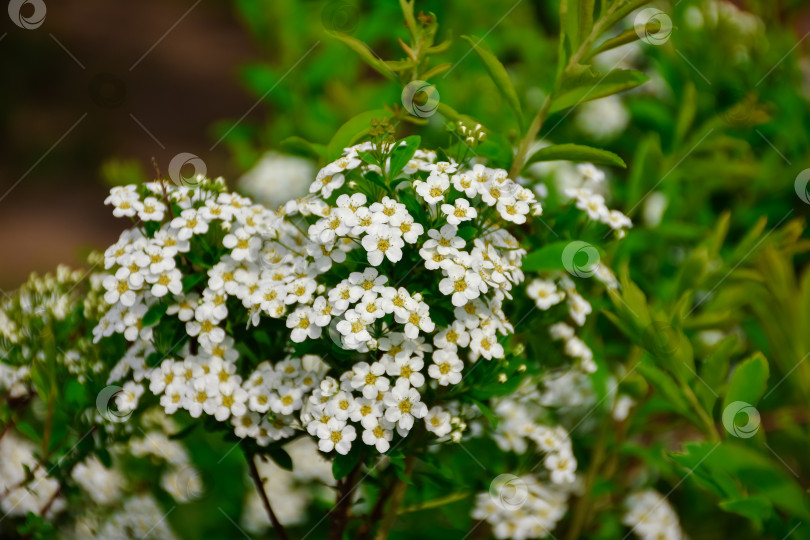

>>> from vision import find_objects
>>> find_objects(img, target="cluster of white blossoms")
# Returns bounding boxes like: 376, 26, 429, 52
622, 490, 685, 540
492, 391, 578, 485
0, 433, 64, 519
65, 494, 179, 540
565, 175, 632, 237
94, 140, 543, 457
0, 265, 107, 396
471, 474, 571, 540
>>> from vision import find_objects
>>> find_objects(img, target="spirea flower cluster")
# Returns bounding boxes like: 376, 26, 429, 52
94, 137, 544, 457
0, 265, 108, 395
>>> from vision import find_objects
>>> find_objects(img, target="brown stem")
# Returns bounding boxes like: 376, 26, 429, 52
509, 95, 551, 179
245, 450, 289, 540
39, 484, 62, 516
329, 463, 362, 540
41, 394, 55, 458
373, 456, 415, 540
357, 478, 397, 539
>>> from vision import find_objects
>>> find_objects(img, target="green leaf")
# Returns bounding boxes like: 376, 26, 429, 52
521, 242, 570, 272
696, 335, 737, 412
587, 27, 645, 60
468, 398, 498, 429
327, 31, 397, 82
280, 136, 328, 160
637, 359, 692, 417
457, 226, 477, 242
460, 35, 523, 128
266, 446, 293, 472
16, 421, 41, 443
551, 69, 649, 113
524, 143, 625, 169
722, 352, 769, 411
327, 109, 391, 160
142, 303, 168, 327
388, 135, 421, 178
182, 273, 205, 293
63, 379, 86, 407
332, 449, 361, 480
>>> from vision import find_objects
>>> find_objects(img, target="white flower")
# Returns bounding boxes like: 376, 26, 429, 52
350, 398, 384, 429
316, 418, 356, 455
577, 163, 606, 183
414, 171, 450, 204
440, 198, 477, 225
170, 208, 209, 240
394, 301, 434, 339
439, 264, 483, 307
336, 310, 372, 345
362, 420, 393, 453
496, 197, 530, 224
369, 196, 407, 223
470, 327, 504, 360
424, 407, 452, 437
387, 212, 423, 243
214, 381, 248, 421
568, 292, 592, 326
350, 362, 390, 399
423, 225, 465, 256
311, 172, 346, 198
148, 267, 183, 297
325, 391, 358, 421
545, 451, 577, 485
135, 196, 166, 222
428, 349, 463, 385
432, 322, 470, 350
384, 355, 425, 388
383, 379, 427, 431
185, 378, 215, 418
103, 267, 140, 306
234, 412, 261, 439
105, 185, 139, 217
361, 225, 405, 266
270, 386, 303, 415
348, 267, 388, 294
606, 209, 632, 231
577, 192, 609, 221
115, 381, 144, 413
223, 227, 261, 261
526, 279, 564, 310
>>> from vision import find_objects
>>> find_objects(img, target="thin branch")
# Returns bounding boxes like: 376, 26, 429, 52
329, 463, 362, 540
245, 450, 290, 540
373, 455, 415, 540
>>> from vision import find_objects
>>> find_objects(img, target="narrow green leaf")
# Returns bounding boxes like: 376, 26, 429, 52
327, 31, 397, 82
587, 27, 645, 60
460, 35, 523, 128
524, 143, 626, 169
388, 135, 421, 178
723, 352, 769, 411
551, 69, 649, 113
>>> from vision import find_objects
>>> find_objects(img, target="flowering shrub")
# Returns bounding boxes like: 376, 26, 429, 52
4, 0, 810, 539
96, 125, 562, 451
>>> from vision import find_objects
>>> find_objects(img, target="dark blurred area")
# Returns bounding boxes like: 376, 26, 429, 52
0, 0, 258, 290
